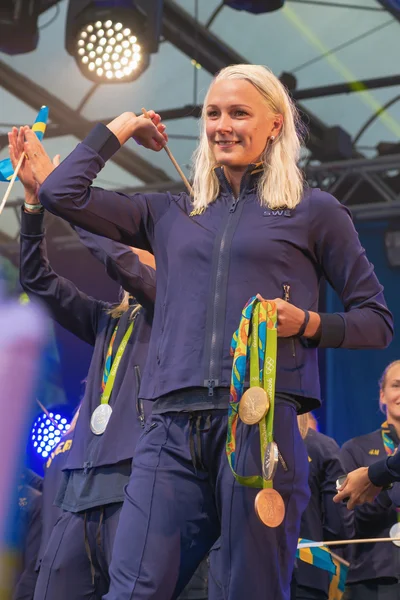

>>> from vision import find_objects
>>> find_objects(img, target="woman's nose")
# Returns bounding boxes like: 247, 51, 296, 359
216, 115, 233, 133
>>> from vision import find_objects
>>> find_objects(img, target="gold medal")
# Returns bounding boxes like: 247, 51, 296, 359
239, 387, 270, 425
262, 441, 279, 480
297, 413, 309, 439
255, 488, 285, 528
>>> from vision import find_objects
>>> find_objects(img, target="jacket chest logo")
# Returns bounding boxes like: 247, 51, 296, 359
369, 449, 380, 455
263, 209, 291, 217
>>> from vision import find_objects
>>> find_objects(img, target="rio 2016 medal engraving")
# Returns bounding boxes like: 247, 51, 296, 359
255, 488, 285, 528
239, 386, 270, 425
90, 404, 113, 435
262, 441, 279, 480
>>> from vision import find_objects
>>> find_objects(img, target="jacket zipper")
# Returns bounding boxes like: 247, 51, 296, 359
283, 284, 296, 358
134, 365, 145, 428
205, 174, 249, 396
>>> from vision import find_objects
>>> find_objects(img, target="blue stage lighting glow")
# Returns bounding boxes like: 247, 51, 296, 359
30, 412, 71, 460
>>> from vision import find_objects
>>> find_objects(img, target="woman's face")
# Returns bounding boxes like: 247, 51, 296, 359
205, 78, 283, 170
381, 363, 400, 421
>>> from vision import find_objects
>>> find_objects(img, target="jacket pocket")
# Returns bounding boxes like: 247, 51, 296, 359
134, 365, 145, 428
156, 302, 167, 365
282, 283, 296, 359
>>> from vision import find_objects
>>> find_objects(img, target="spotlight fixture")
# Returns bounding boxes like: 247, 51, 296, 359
65, 0, 163, 83
30, 411, 71, 459
223, 0, 284, 13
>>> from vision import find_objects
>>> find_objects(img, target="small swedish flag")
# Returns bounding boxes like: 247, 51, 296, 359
0, 106, 49, 182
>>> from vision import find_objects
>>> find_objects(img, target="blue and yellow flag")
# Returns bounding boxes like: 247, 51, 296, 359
296, 539, 348, 599
328, 553, 348, 600
0, 106, 49, 182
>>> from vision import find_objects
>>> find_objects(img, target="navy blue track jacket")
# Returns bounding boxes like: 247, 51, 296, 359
38, 124, 393, 411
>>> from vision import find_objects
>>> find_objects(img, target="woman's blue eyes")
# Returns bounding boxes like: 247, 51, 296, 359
207, 110, 248, 118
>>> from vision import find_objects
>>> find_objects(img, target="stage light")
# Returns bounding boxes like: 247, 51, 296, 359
30, 411, 71, 459
223, 0, 284, 13
0, 0, 41, 54
65, 1, 163, 83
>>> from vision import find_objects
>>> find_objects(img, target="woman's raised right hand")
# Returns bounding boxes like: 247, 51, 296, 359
107, 110, 168, 151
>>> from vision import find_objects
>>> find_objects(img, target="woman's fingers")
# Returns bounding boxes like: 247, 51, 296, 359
52, 154, 61, 167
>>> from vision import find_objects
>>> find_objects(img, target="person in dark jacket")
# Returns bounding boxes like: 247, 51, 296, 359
10, 131, 156, 599
336, 360, 400, 600
294, 426, 354, 600
10, 127, 208, 600
22, 64, 393, 600
335, 361, 400, 509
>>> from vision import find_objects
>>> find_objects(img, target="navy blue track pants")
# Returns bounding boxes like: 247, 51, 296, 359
105, 399, 310, 600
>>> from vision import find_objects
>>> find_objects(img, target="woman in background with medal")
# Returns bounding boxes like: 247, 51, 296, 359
10, 128, 156, 600
338, 360, 400, 600
26, 64, 393, 600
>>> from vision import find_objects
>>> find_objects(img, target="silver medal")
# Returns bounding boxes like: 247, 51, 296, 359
262, 441, 279, 481
90, 404, 112, 435
390, 522, 400, 547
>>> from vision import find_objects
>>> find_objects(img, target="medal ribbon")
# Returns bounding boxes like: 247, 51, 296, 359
226, 297, 277, 488
100, 321, 134, 405
381, 420, 397, 456
381, 420, 400, 523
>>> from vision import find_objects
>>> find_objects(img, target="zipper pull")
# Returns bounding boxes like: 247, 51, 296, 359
83, 461, 92, 475
283, 284, 290, 303
207, 379, 216, 396
277, 448, 288, 472
283, 285, 296, 357
229, 199, 238, 213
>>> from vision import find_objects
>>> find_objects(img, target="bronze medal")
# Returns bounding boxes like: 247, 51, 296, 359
254, 488, 285, 528
297, 413, 309, 439
90, 404, 112, 435
239, 386, 270, 425
262, 441, 279, 480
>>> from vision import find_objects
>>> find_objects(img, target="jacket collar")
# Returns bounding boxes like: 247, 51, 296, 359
214, 163, 263, 195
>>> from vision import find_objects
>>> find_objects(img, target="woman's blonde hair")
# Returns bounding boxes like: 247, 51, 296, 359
108, 290, 141, 320
191, 64, 305, 210
379, 359, 400, 414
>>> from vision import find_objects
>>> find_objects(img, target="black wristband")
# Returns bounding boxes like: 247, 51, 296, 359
297, 309, 310, 338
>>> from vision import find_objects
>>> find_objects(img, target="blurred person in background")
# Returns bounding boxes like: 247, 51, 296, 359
337, 361, 400, 600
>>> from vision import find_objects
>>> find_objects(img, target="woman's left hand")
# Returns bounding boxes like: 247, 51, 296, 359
256, 294, 319, 338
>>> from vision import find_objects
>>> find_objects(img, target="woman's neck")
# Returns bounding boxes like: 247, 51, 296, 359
223, 166, 247, 199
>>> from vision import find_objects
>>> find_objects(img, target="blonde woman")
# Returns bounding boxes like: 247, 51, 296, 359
335, 360, 400, 600
26, 65, 392, 600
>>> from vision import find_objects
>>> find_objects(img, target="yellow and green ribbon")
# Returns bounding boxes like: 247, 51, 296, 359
226, 296, 277, 488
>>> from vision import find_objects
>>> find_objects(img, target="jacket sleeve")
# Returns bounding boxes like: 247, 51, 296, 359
321, 439, 355, 547
369, 447, 400, 487
73, 226, 156, 312
38, 124, 171, 251
309, 191, 393, 349
340, 442, 397, 535
13, 490, 42, 600
20, 209, 107, 346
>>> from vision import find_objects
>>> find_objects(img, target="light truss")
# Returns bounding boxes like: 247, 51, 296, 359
305, 154, 400, 220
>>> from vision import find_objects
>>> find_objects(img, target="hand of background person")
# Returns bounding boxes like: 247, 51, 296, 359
18, 127, 60, 188
333, 467, 382, 509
